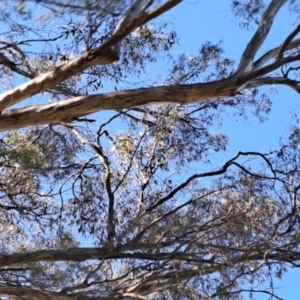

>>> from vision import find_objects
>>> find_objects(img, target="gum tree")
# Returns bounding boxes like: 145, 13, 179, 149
0, 0, 300, 299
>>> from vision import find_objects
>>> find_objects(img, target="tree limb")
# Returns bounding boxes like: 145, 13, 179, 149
0, 0, 182, 111
0, 78, 239, 131
2, 47, 300, 131
0, 284, 76, 300
247, 76, 300, 93
278, 24, 300, 58
253, 38, 300, 70
237, 0, 287, 75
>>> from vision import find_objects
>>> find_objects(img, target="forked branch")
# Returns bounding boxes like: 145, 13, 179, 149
0, 0, 182, 111
237, 0, 287, 75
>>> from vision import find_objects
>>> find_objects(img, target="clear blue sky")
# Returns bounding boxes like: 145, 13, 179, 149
157, 1, 299, 299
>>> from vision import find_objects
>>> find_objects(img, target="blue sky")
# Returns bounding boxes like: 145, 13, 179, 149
159, 1, 299, 299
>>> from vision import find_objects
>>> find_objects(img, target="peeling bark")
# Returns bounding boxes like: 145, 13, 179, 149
0, 78, 238, 131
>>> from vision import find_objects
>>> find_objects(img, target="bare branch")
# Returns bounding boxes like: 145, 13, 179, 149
113, 0, 153, 35
278, 24, 300, 58
237, 0, 287, 75
242, 53, 300, 82
122, 294, 150, 300
0, 47, 118, 110
247, 76, 300, 93
3, 38, 300, 131
0, 78, 239, 131
68, 126, 116, 244
253, 38, 300, 70
112, 0, 153, 53
0, 248, 117, 268
0, 0, 182, 111
0, 53, 81, 98
0, 284, 75, 300
145, 0, 182, 22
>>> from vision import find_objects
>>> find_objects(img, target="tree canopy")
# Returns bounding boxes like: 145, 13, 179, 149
0, 0, 300, 299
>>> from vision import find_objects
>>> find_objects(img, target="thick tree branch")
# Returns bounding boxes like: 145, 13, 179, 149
114, 0, 153, 35
0, 78, 239, 131
0, 53, 81, 97
0, 284, 76, 300
241, 53, 300, 83
0, 283, 151, 300
1, 49, 300, 131
253, 38, 300, 70
0, 244, 299, 297
0, 0, 182, 111
0, 0, 298, 133
0, 47, 118, 110
278, 24, 300, 58
145, 0, 181, 22
0, 248, 106, 267
237, 0, 287, 75
112, 0, 154, 53
247, 76, 300, 93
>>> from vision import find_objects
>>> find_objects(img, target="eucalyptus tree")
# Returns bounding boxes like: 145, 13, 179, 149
0, 0, 300, 299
